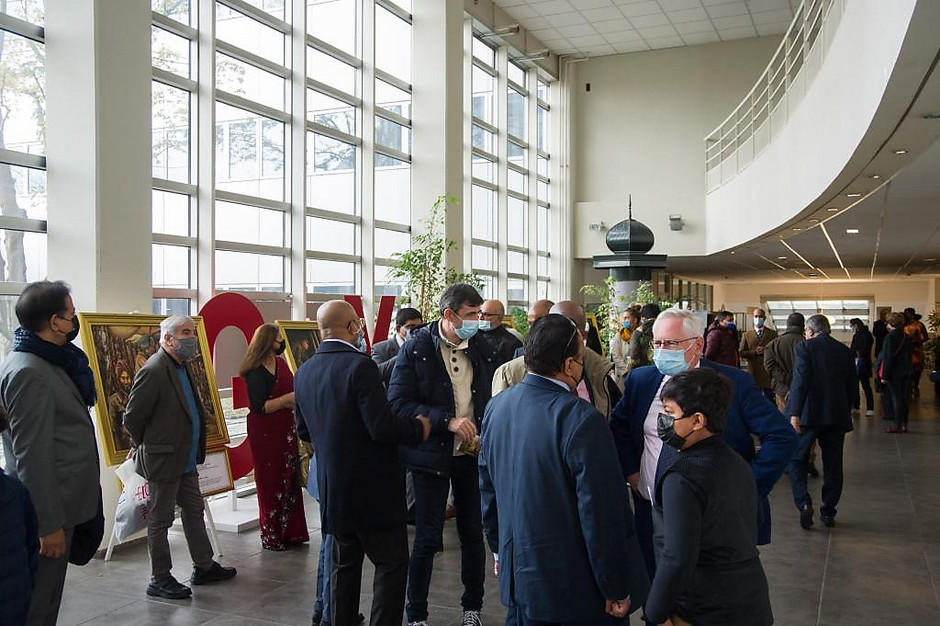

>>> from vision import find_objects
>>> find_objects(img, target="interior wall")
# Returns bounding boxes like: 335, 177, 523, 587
570, 36, 779, 260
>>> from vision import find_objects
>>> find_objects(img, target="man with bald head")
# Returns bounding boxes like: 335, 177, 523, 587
739, 307, 777, 402
527, 299, 553, 326
493, 300, 621, 421
295, 300, 431, 626
478, 299, 522, 367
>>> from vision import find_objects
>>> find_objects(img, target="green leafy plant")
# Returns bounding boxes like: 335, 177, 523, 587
580, 278, 677, 349
509, 305, 529, 336
388, 194, 483, 321
924, 304, 940, 371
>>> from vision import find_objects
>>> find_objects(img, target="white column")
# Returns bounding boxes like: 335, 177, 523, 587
46, 0, 153, 545
411, 0, 465, 272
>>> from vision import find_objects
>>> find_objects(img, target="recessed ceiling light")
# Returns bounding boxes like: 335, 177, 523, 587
846, 228, 859, 234
846, 192, 862, 198
777, 256, 787, 260
870, 174, 881, 179
808, 272, 819, 277
926, 258, 936, 262
893, 149, 908, 155
792, 227, 802, 231
730, 251, 735, 255
826, 207, 839, 212
810, 218, 820, 223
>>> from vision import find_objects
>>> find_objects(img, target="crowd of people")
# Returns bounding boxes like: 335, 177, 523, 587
1, 278, 936, 626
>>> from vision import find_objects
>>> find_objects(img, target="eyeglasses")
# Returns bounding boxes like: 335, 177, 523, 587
479, 312, 501, 320
651, 337, 697, 349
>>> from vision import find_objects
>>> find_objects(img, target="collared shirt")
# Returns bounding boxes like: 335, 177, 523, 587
323, 338, 359, 350
396, 333, 406, 348
440, 334, 473, 456
638, 375, 670, 501
529, 372, 572, 392
175, 364, 201, 473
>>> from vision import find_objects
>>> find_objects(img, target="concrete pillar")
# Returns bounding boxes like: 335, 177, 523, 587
46, 0, 153, 544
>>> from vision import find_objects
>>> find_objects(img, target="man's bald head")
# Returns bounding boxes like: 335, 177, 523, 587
317, 300, 359, 340
550, 300, 586, 330
482, 300, 505, 318
528, 299, 554, 325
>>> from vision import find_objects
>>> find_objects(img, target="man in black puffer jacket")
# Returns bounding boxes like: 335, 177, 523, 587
388, 284, 497, 626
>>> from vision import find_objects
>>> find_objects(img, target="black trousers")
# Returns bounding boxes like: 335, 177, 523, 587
883, 377, 910, 429
789, 426, 845, 518
331, 525, 409, 626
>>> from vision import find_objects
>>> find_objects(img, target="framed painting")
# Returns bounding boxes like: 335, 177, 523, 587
275, 320, 322, 373
584, 312, 607, 358
78, 313, 230, 466
502, 315, 516, 329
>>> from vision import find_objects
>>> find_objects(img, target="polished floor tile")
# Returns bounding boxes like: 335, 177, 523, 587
56, 383, 940, 625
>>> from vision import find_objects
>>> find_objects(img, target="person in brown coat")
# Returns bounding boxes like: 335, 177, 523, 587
740, 308, 778, 402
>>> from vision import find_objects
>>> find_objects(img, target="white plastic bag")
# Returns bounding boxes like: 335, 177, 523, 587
113, 459, 151, 541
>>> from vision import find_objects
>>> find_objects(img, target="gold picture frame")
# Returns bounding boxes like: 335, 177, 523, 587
584, 312, 607, 358
502, 315, 516, 329
275, 320, 322, 373
78, 313, 230, 466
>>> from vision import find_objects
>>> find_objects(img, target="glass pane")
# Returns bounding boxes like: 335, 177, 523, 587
508, 88, 526, 139
152, 298, 191, 316
216, 53, 285, 110
307, 47, 357, 96
509, 168, 527, 196
537, 279, 549, 300
537, 254, 549, 276
508, 251, 528, 274
478, 275, 495, 300
537, 179, 549, 203
472, 38, 495, 66
472, 125, 494, 154
215, 2, 284, 65
509, 141, 526, 169
375, 116, 411, 154
307, 133, 357, 214
471, 154, 495, 183
375, 229, 409, 259
152, 189, 190, 236
152, 26, 191, 78
472, 185, 496, 241
306, 259, 358, 294
215, 102, 285, 201
472, 245, 496, 271
537, 206, 549, 251
375, 264, 406, 298
307, 0, 357, 56
537, 155, 548, 177
538, 105, 549, 152
0, 31, 45, 155
152, 0, 189, 25
374, 155, 410, 223
375, 6, 411, 82
2, 164, 46, 220
472, 65, 494, 124
508, 278, 527, 303
508, 196, 527, 247
508, 62, 526, 87
376, 80, 411, 119
537, 80, 548, 102
0, 230, 45, 283
384, 0, 412, 12
152, 243, 191, 288
308, 89, 356, 134
215, 250, 285, 291
306, 217, 357, 255
215, 201, 284, 246
238, 0, 285, 20
152, 81, 191, 183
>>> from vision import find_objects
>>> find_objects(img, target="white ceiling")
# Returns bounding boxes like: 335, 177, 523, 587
494, 0, 801, 58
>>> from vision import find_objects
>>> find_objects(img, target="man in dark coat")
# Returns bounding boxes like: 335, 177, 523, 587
481, 314, 647, 624
850, 318, 875, 415
785, 314, 856, 529
388, 284, 497, 626
704, 311, 739, 367
739, 307, 777, 401
371, 307, 423, 385
876, 312, 914, 434
478, 299, 522, 367
295, 300, 430, 626
763, 312, 805, 411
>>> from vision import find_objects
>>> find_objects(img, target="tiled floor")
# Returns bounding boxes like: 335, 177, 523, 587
59, 383, 940, 625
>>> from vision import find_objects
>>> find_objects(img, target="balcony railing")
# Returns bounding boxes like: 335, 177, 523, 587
705, 0, 843, 190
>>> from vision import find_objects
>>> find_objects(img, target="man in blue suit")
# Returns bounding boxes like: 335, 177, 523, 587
480, 314, 648, 625
295, 300, 431, 626
785, 314, 855, 529
611, 307, 797, 582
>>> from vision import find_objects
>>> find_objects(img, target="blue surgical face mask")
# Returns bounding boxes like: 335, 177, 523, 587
478, 320, 493, 332
622, 319, 631, 329
653, 347, 691, 377
754, 317, 765, 328
725, 323, 736, 333
454, 318, 480, 340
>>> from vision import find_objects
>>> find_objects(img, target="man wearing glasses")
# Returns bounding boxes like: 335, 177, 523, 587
610, 307, 796, 591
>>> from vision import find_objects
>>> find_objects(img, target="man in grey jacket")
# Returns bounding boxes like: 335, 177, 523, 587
124, 315, 236, 599
0, 281, 101, 626
371, 307, 423, 386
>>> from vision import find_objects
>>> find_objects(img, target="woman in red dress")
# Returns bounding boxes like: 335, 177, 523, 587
239, 324, 309, 550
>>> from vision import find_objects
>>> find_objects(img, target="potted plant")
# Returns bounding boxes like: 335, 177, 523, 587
923, 304, 940, 395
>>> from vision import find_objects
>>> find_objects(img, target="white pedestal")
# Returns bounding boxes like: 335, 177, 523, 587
207, 495, 260, 534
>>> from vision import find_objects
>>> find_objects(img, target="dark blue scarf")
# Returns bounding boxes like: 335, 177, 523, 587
13, 328, 97, 407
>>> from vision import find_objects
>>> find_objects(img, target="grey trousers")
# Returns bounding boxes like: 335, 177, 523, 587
25, 527, 74, 626
147, 471, 215, 582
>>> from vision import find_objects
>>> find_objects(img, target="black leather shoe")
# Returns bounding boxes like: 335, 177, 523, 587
821, 514, 835, 527
807, 463, 820, 478
191, 562, 237, 585
147, 577, 192, 599
800, 504, 814, 530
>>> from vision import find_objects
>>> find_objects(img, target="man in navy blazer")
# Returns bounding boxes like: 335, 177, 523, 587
295, 300, 430, 626
611, 307, 797, 581
785, 314, 855, 529
480, 314, 647, 625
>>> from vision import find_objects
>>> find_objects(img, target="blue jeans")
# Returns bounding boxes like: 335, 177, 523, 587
315, 533, 333, 621
407, 455, 485, 622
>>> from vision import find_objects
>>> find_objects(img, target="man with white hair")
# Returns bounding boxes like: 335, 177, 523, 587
610, 307, 796, 585
124, 316, 236, 600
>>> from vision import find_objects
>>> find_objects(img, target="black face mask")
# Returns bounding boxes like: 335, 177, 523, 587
63, 315, 80, 343
274, 341, 286, 356
657, 412, 692, 450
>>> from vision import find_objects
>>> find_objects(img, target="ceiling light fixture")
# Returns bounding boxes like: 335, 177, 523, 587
778, 256, 787, 260
846, 192, 862, 198
893, 149, 908, 155
820, 222, 851, 279
730, 251, 735, 255
846, 228, 859, 234
484, 24, 521, 37
810, 218, 820, 224
518, 49, 550, 61
792, 227, 802, 231
826, 207, 839, 212
870, 174, 881, 179
926, 258, 936, 262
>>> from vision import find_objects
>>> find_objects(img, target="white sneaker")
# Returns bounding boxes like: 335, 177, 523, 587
462, 611, 483, 626
866, 409, 875, 416
408, 622, 428, 626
